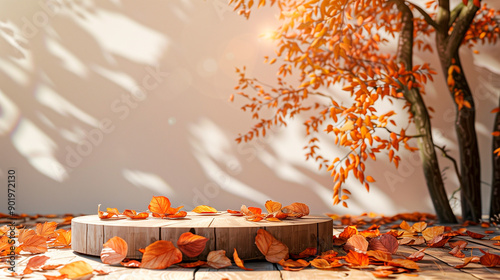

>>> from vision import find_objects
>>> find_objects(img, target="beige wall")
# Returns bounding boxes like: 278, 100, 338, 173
0, 0, 499, 216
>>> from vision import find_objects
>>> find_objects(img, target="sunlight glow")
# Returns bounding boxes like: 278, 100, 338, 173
122, 169, 174, 195
73, 9, 168, 65
0, 90, 20, 136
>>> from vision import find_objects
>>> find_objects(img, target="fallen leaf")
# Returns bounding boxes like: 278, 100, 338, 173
167, 211, 187, 218
59, 261, 94, 279
481, 222, 490, 228
319, 250, 339, 262
122, 209, 149, 219
20, 234, 48, 254
93, 269, 109, 275
192, 205, 217, 213
291, 247, 317, 259
98, 204, 119, 219
140, 240, 182, 269
101, 236, 128, 265
448, 240, 467, 258
279, 259, 310, 270
479, 249, 500, 267
427, 235, 451, 248
120, 259, 141, 268
372, 270, 394, 278
227, 209, 242, 215
410, 221, 427, 233
255, 229, 289, 263
422, 226, 444, 242
368, 234, 398, 254
148, 196, 171, 218
345, 251, 369, 267
281, 202, 309, 218
23, 255, 50, 275
388, 259, 419, 270
491, 235, 500, 241
207, 250, 231, 269
41, 264, 63, 270
177, 232, 209, 258
466, 230, 486, 239
265, 200, 282, 214
455, 256, 480, 268
234, 248, 253, 270
344, 234, 368, 253
43, 274, 68, 280
177, 260, 207, 268
399, 220, 413, 232
339, 226, 358, 240
406, 248, 426, 262
36, 222, 58, 239
485, 230, 494, 234
266, 217, 282, 222
52, 229, 71, 248
248, 207, 263, 215
310, 258, 343, 269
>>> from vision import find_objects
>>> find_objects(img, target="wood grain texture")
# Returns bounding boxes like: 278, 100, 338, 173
72, 213, 332, 260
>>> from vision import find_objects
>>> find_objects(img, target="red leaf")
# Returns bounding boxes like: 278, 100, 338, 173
368, 234, 398, 254
466, 230, 486, 239
479, 249, 500, 267
177, 232, 209, 258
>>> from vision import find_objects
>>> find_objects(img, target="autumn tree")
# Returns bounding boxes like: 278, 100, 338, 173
230, 0, 499, 223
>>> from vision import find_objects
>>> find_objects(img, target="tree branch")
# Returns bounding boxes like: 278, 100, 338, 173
434, 144, 462, 186
446, 1, 480, 58
407, 1, 440, 31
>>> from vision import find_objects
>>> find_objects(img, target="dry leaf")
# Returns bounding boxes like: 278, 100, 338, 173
265, 200, 282, 214
255, 229, 289, 263
345, 251, 369, 267
140, 240, 182, 269
101, 236, 128, 265
177, 260, 207, 268
291, 247, 317, 259
36, 222, 58, 239
120, 259, 141, 268
388, 259, 419, 270
192, 205, 217, 213
345, 234, 368, 253
59, 261, 94, 279
207, 250, 232, 269
22, 255, 50, 275
20, 234, 48, 254
368, 234, 398, 254
122, 209, 149, 219
310, 258, 343, 269
406, 248, 426, 262
410, 221, 427, 233
281, 202, 309, 218
466, 230, 486, 239
177, 232, 209, 258
279, 259, 310, 270
455, 256, 480, 268
479, 249, 500, 267
148, 196, 171, 218
422, 226, 444, 242
167, 211, 187, 218
234, 248, 253, 270
52, 229, 71, 248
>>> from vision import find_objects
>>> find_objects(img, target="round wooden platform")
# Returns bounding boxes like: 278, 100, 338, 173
72, 212, 333, 260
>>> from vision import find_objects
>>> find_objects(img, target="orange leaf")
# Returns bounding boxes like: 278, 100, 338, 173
479, 249, 500, 267
265, 200, 282, 214
41, 264, 63, 270
18, 229, 36, 243
148, 196, 172, 217
255, 229, 289, 263
192, 205, 217, 213
52, 229, 72, 248
427, 235, 451, 248
101, 236, 128, 265
291, 247, 317, 259
388, 259, 419, 270
167, 211, 187, 218
310, 258, 343, 269
234, 248, 253, 270
455, 256, 480, 268
20, 234, 48, 254
123, 209, 149, 219
120, 259, 141, 268
281, 202, 309, 218
58, 261, 94, 279
207, 250, 232, 269
23, 255, 50, 275
140, 240, 182, 269
422, 226, 444, 242
98, 204, 119, 219
36, 222, 58, 239
278, 259, 310, 270
43, 275, 68, 280
344, 234, 368, 253
339, 226, 358, 240
177, 260, 207, 268
366, 176, 375, 182
410, 221, 427, 233
372, 270, 394, 278
248, 207, 263, 215
406, 248, 426, 262
177, 232, 209, 258
345, 251, 369, 267
93, 269, 109, 275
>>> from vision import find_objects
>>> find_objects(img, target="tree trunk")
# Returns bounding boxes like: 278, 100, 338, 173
435, 1, 481, 222
491, 98, 500, 218
450, 54, 481, 222
396, 1, 457, 223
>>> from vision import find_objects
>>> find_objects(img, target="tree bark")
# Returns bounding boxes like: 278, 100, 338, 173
435, 1, 481, 222
396, 1, 457, 223
491, 98, 500, 218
